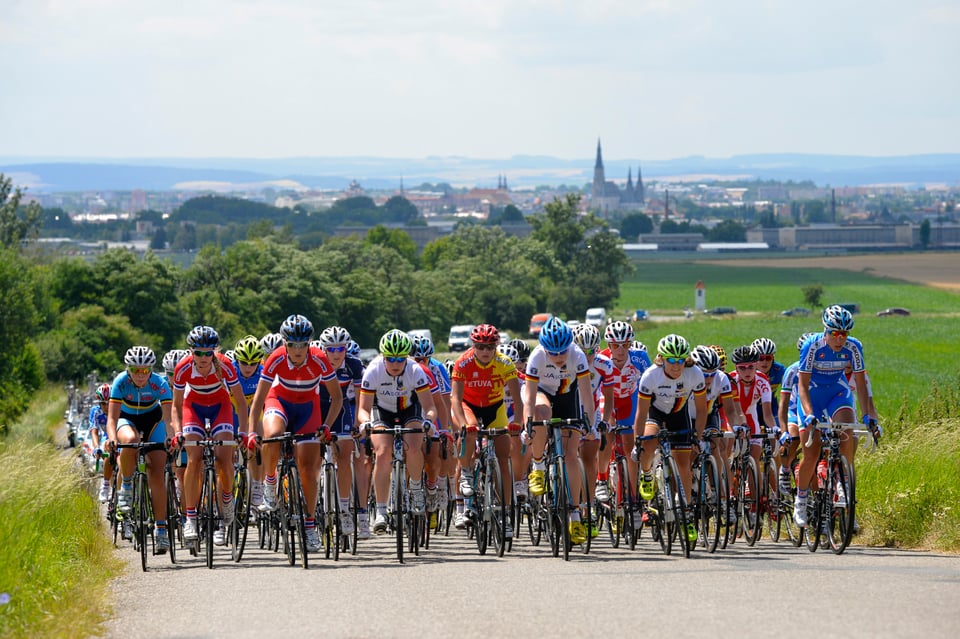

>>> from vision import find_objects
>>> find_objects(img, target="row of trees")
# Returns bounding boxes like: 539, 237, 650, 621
1, 174, 630, 430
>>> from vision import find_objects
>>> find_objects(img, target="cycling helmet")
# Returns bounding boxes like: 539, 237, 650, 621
509, 338, 531, 361
411, 334, 435, 358
234, 335, 265, 363
280, 314, 314, 343
708, 345, 727, 370
797, 332, 816, 351
572, 323, 601, 351
96, 383, 110, 402
260, 332, 283, 355
822, 305, 855, 331
631, 340, 647, 353
347, 340, 361, 358
124, 346, 156, 368
657, 334, 690, 360
470, 324, 500, 345
538, 316, 573, 352
497, 343, 520, 363
186, 325, 220, 349
752, 337, 777, 356
379, 329, 412, 357
731, 345, 759, 364
162, 349, 183, 374
444, 359, 455, 376
604, 320, 634, 344
223, 349, 235, 361
690, 345, 721, 372
319, 325, 351, 347
310, 340, 323, 350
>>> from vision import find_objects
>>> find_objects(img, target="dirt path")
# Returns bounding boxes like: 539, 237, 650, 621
697, 252, 960, 292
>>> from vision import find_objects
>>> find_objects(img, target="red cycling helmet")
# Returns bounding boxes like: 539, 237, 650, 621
470, 324, 500, 345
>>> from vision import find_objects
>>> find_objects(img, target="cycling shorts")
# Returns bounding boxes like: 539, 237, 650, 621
321, 397, 356, 436
264, 395, 323, 435
643, 406, 694, 449
117, 406, 166, 444
537, 387, 580, 422
461, 399, 508, 431
182, 399, 235, 439
798, 383, 854, 428
371, 404, 423, 429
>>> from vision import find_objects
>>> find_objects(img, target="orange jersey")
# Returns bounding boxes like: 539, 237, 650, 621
452, 348, 517, 407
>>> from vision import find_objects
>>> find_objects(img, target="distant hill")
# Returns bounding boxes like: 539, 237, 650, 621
2, 153, 958, 192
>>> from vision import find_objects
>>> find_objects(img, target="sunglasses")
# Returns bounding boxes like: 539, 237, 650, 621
473, 343, 496, 351
285, 342, 308, 350
703, 371, 717, 378
546, 347, 569, 357
193, 350, 214, 357
758, 354, 774, 362
384, 356, 406, 363
129, 367, 151, 375
736, 363, 756, 370
664, 357, 686, 365
829, 330, 849, 339
237, 359, 260, 367
325, 345, 347, 353
609, 342, 629, 349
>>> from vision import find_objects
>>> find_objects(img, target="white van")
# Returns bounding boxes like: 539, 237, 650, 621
447, 325, 474, 352
585, 307, 606, 327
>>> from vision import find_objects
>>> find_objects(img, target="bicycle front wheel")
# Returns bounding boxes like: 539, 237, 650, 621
287, 466, 308, 569
136, 472, 150, 572
232, 468, 249, 563
392, 462, 405, 564
699, 455, 722, 553
762, 462, 781, 543
165, 472, 180, 564
827, 456, 855, 554
555, 461, 571, 561
488, 458, 506, 558
741, 455, 761, 546
665, 455, 690, 558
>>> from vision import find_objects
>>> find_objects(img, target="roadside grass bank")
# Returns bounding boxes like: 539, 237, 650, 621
0, 385, 121, 639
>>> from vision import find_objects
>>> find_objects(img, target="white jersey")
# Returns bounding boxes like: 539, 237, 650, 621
638, 365, 706, 415
525, 345, 591, 395
359, 356, 432, 413
689, 368, 733, 418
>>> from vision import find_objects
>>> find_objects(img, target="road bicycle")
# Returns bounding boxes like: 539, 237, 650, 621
636, 428, 691, 558
317, 433, 342, 561
689, 429, 723, 553
721, 428, 760, 547
182, 435, 238, 569
470, 428, 510, 557
259, 432, 314, 569
114, 440, 171, 571
230, 435, 252, 563
598, 425, 640, 550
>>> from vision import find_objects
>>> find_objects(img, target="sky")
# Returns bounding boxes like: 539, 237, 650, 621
1, 0, 958, 162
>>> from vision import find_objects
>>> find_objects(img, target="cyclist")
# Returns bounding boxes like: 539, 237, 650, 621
170, 326, 249, 546
317, 325, 367, 538
777, 333, 816, 495
248, 315, 342, 552
162, 349, 189, 505
794, 305, 874, 528
89, 383, 113, 503
752, 337, 785, 433
729, 345, 777, 484
260, 332, 284, 358
597, 320, 650, 507
507, 338, 532, 502
357, 329, 439, 534
450, 324, 524, 535
522, 316, 596, 545
412, 333, 454, 529
633, 334, 706, 544
572, 323, 614, 536
232, 335, 266, 508
106, 346, 174, 552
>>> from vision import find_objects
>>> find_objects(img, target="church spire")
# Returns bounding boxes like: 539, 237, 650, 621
594, 138, 604, 170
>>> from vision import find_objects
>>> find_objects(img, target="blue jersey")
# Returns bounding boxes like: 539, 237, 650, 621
109, 372, 172, 414
424, 357, 451, 395
233, 364, 262, 431
88, 405, 107, 432
780, 361, 800, 425
799, 333, 864, 385
320, 355, 364, 433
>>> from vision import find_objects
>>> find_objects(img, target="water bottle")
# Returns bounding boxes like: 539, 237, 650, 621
817, 459, 828, 489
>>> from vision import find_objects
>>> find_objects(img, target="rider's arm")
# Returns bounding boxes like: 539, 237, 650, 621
797, 371, 814, 419
450, 378, 468, 431
693, 391, 708, 439
416, 386, 438, 431
228, 382, 249, 435
356, 390, 374, 426
505, 376, 524, 426
577, 375, 595, 428
160, 400, 174, 439
321, 376, 342, 431
247, 378, 270, 437
170, 387, 184, 436
105, 400, 121, 445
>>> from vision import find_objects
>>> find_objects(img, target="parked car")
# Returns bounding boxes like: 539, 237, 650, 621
499, 330, 511, 344
877, 307, 911, 317
529, 313, 551, 338
407, 328, 433, 343
633, 309, 649, 321
781, 307, 811, 317
704, 307, 737, 315
566, 319, 581, 328
584, 307, 606, 327
448, 325, 475, 351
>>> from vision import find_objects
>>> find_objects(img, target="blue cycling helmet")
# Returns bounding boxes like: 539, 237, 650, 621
280, 314, 314, 343
821, 305, 855, 331
538, 316, 573, 353
347, 340, 361, 358
411, 334, 435, 358
186, 325, 220, 349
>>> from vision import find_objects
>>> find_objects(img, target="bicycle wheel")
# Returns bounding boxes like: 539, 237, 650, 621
392, 462, 405, 564
443, 476, 455, 537
665, 455, 690, 558
699, 455, 722, 553
288, 466, 309, 569
576, 458, 592, 555
718, 464, 732, 550
827, 456, 855, 554
741, 455, 761, 546
323, 465, 340, 561
349, 478, 360, 555
204, 467, 217, 569
652, 465, 672, 555
782, 461, 801, 547
474, 460, 489, 556
805, 490, 823, 553
488, 458, 506, 558
762, 463, 781, 543
232, 468, 250, 562
165, 472, 180, 564
136, 472, 150, 572
605, 461, 621, 548
555, 461, 571, 561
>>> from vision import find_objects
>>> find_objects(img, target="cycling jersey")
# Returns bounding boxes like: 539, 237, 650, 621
638, 365, 706, 416
320, 355, 364, 434
689, 370, 734, 427
360, 356, 432, 413
525, 345, 590, 396
729, 370, 773, 436
261, 346, 337, 402
173, 354, 239, 405
757, 360, 785, 430
110, 372, 172, 415
423, 356, 452, 396
598, 347, 651, 424
88, 405, 107, 433
780, 361, 801, 425
451, 348, 517, 407
232, 364, 262, 432
799, 333, 865, 384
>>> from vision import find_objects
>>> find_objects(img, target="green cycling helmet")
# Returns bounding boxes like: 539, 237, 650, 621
657, 334, 690, 360
379, 329, 412, 358
234, 335, 265, 364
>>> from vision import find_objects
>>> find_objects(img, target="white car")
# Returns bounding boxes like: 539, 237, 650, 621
447, 325, 475, 351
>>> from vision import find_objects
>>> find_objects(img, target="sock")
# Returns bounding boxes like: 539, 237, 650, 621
304, 517, 315, 530
532, 458, 546, 471
340, 497, 350, 510
186, 507, 197, 521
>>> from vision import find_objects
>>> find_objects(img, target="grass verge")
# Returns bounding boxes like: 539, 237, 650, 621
0, 385, 121, 639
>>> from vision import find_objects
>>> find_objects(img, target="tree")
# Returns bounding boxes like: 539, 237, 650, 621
0, 248, 45, 429
365, 225, 418, 268
501, 204, 525, 224
150, 226, 168, 250
0, 173, 43, 248
802, 284, 824, 308
919, 219, 931, 249
802, 200, 830, 224
619, 212, 653, 241
382, 196, 420, 224
706, 219, 746, 242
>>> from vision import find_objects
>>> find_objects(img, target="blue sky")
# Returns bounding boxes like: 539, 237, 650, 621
2, 0, 957, 161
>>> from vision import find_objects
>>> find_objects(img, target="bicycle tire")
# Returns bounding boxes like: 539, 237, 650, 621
488, 457, 506, 558
805, 489, 822, 553
136, 472, 150, 572
289, 465, 309, 569
576, 458, 592, 555
393, 461, 405, 564
555, 461, 571, 561
605, 461, 620, 547
666, 455, 690, 558
443, 476, 455, 537
204, 466, 216, 569
762, 463, 780, 543
474, 458, 489, 556
652, 464, 671, 555
827, 455, 855, 554
324, 465, 340, 561
233, 468, 250, 562
348, 478, 360, 555
165, 472, 179, 564
782, 461, 801, 547
717, 464, 732, 550
700, 455, 722, 553
741, 454, 761, 546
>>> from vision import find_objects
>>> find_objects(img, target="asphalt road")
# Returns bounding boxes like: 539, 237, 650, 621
102, 521, 960, 639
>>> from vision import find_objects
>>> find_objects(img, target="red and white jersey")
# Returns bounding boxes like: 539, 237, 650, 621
261, 346, 337, 402
729, 371, 772, 435
173, 353, 238, 405
586, 353, 616, 404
